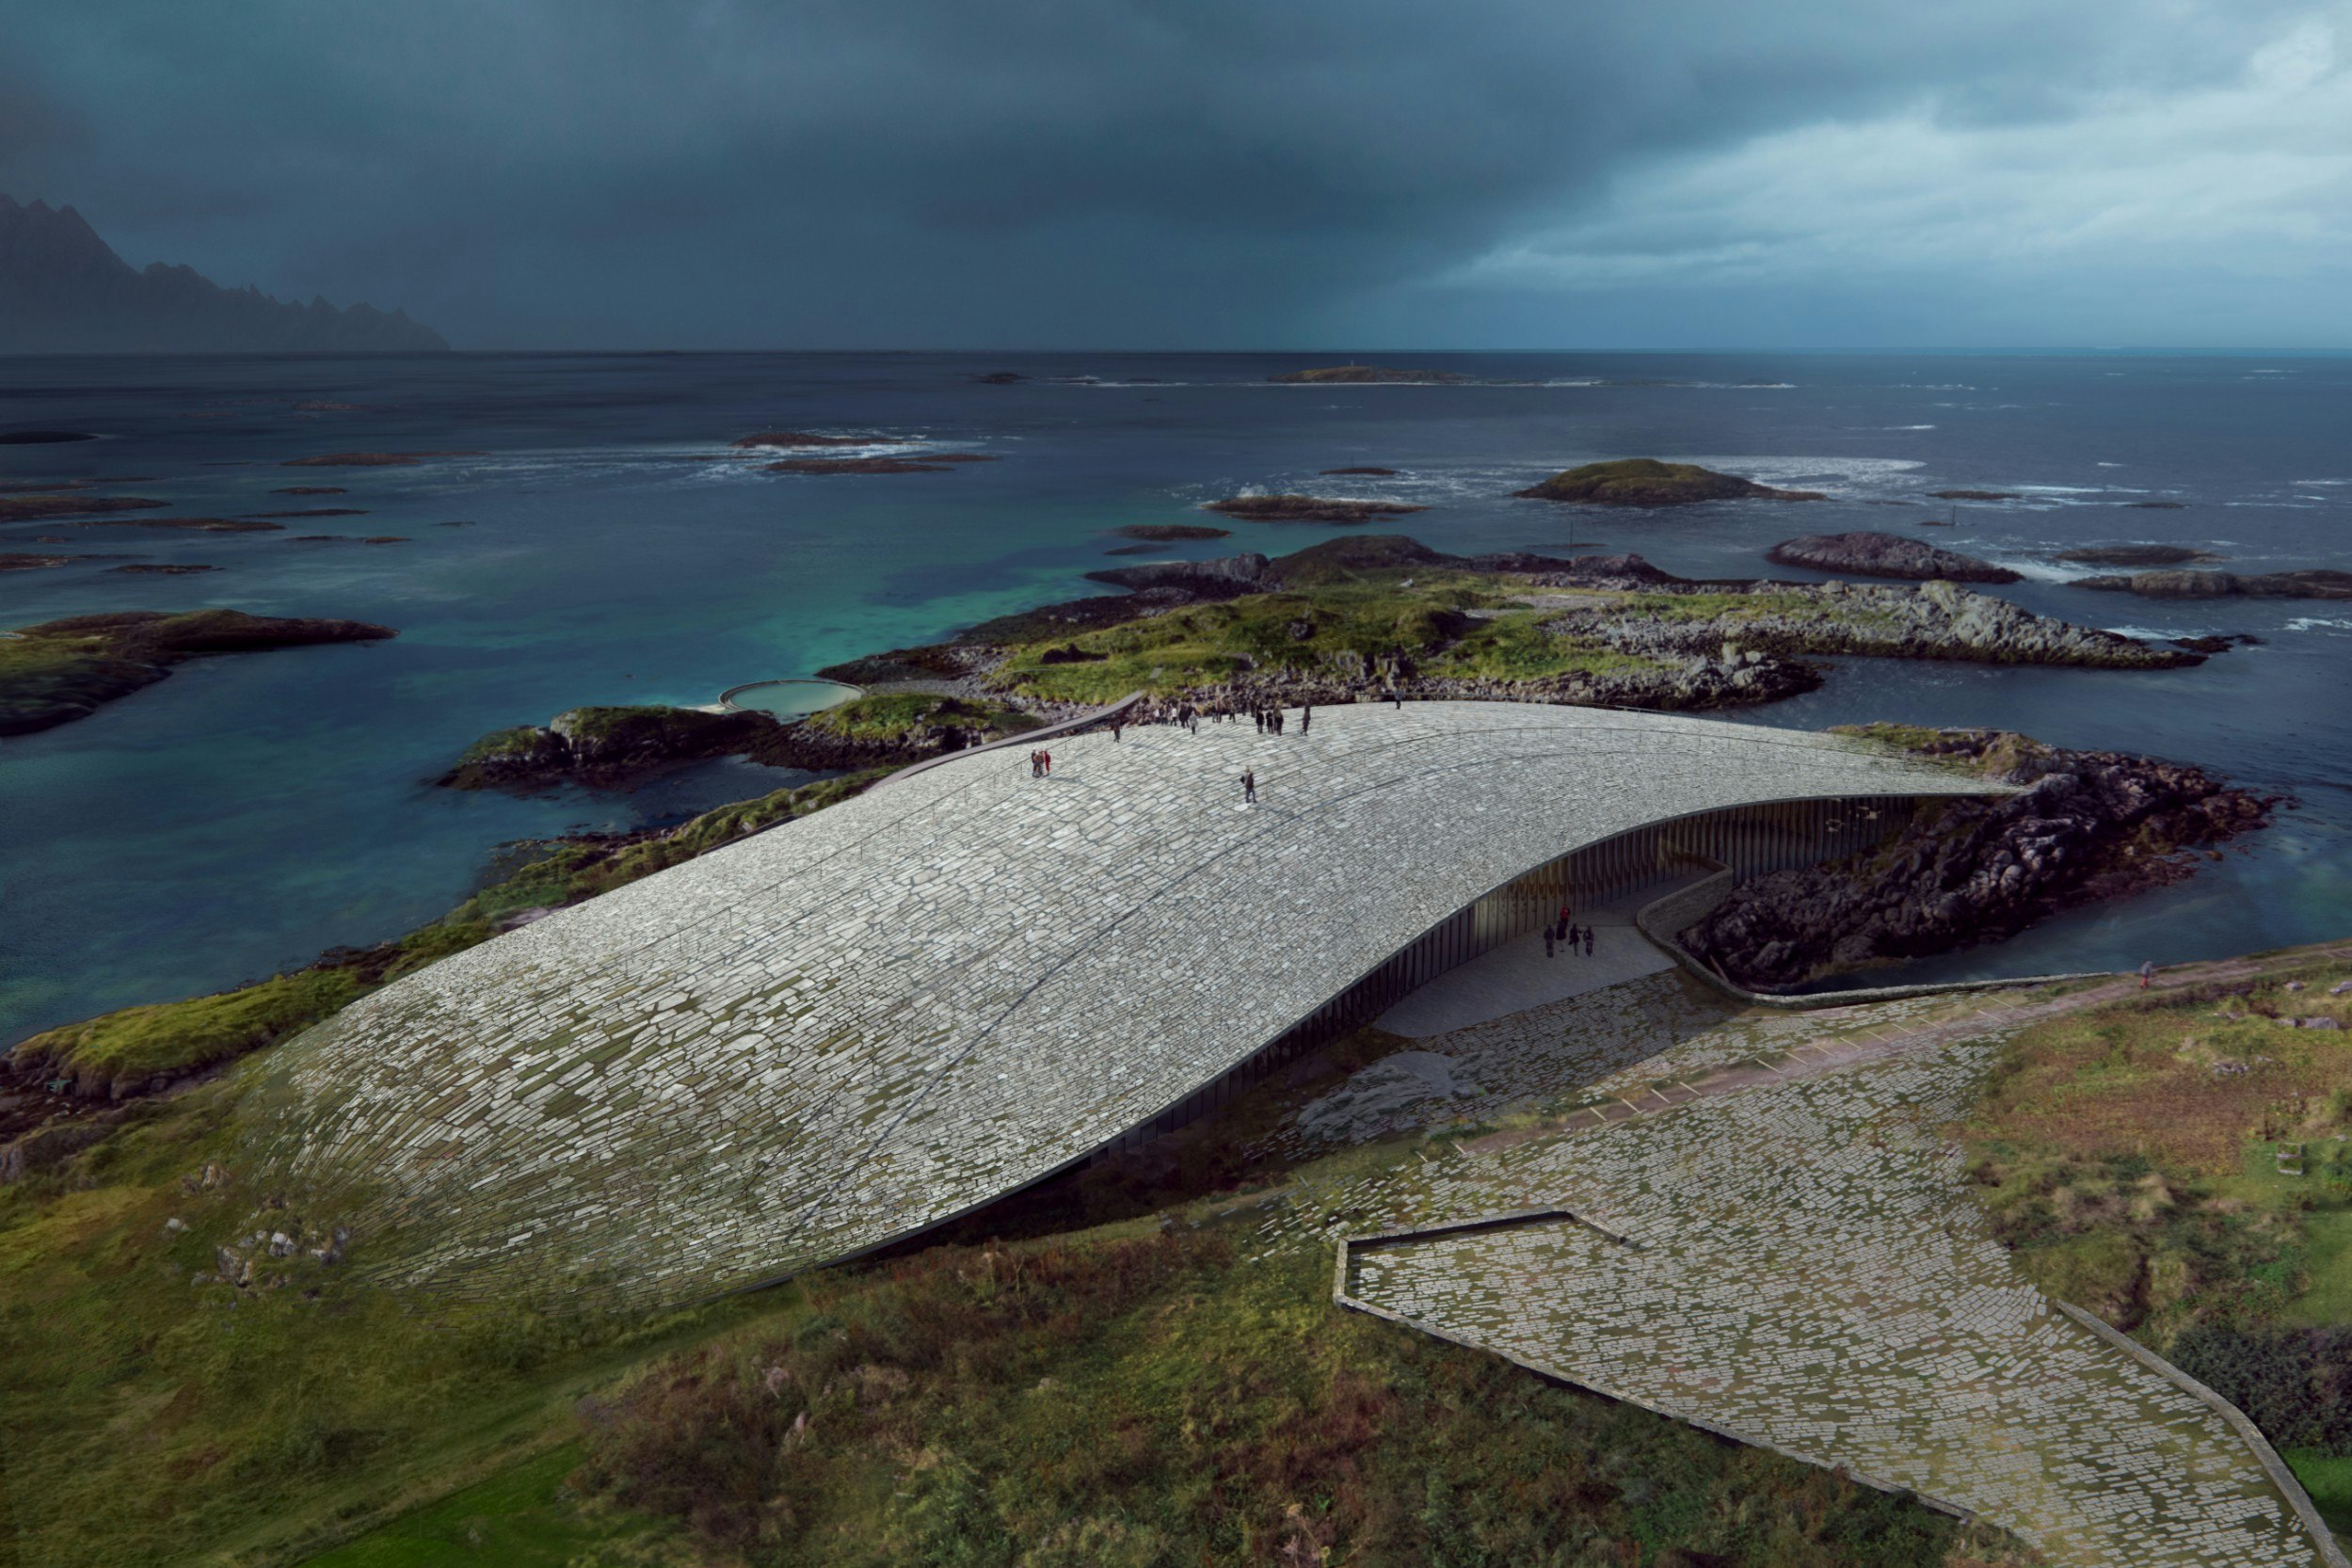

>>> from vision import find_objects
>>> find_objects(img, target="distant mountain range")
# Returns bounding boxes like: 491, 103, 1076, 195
0, 194, 449, 354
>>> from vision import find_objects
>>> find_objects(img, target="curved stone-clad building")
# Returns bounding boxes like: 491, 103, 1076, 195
245, 702, 2003, 1304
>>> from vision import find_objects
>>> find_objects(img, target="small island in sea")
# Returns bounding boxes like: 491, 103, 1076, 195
1516, 457, 1826, 505
0, 609, 396, 735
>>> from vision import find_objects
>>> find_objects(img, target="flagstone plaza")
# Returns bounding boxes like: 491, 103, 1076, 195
244, 701, 1992, 1303
1257, 992, 2343, 1567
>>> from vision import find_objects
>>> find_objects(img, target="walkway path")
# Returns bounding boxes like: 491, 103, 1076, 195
1250, 961, 2349, 1566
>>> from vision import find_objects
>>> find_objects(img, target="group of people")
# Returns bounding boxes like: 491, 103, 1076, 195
1027, 747, 1053, 777
1543, 906, 1596, 959
1160, 700, 1320, 737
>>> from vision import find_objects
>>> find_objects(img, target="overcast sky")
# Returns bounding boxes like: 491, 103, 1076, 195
5, 0, 2347, 349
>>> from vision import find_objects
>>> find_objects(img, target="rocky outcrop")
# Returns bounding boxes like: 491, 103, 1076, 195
0, 609, 397, 736
1550, 579, 2199, 672
1203, 494, 1427, 523
1087, 553, 1274, 593
1681, 728, 2277, 990
2076, 569, 2352, 600
1269, 365, 1469, 384
1766, 531, 2020, 584
1516, 458, 1824, 505
437, 706, 782, 789
0, 192, 449, 353
1929, 489, 2017, 502
2057, 546, 2221, 568
1112, 523, 1231, 541
1320, 466, 1399, 475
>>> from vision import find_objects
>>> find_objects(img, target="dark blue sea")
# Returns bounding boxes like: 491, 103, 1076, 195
3, 350, 2347, 1046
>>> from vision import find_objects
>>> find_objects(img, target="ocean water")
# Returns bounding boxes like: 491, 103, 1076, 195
1, 349, 2346, 1045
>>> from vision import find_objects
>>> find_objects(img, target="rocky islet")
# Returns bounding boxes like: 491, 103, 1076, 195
1766, 530, 2021, 583
0, 609, 397, 737
1515, 457, 1825, 505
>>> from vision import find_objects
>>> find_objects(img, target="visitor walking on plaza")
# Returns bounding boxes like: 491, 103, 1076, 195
1544, 928, 1555, 959
1567, 921, 1581, 953
1029, 749, 1041, 778
1255, 710, 1265, 734
1041, 749, 1052, 776
1301, 704, 1312, 735
1112, 721, 1122, 742
1241, 768, 1256, 804
1583, 926, 1594, 957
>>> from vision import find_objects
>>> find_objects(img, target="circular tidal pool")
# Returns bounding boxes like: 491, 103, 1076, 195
717, 677, 863, 719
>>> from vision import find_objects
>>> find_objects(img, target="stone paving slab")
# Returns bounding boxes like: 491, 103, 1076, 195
239, 702, 1992, 1304
1306, 1026, 2329, 1567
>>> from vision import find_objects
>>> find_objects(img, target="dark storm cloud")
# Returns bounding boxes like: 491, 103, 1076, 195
0, 0, 2337, 345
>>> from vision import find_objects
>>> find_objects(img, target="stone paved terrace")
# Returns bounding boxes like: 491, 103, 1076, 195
241, 701, 1997, 1304
1315, 1030, 2330, 1567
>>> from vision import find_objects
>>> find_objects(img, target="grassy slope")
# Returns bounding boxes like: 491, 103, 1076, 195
1960, 949, 2352, 1531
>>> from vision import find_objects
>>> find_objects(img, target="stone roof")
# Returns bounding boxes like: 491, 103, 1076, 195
243, 701, 1997, 1304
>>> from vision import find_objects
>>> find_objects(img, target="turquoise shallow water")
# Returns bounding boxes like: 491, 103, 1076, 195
1, 349, 2346, 1044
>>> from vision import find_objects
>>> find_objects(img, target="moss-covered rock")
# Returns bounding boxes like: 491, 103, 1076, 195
437, 705, 781, 789
1516, 458, 1824, 505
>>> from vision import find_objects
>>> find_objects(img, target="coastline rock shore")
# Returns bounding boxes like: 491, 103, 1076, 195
1682, 726, 2279, 991
1766, 530, 2020, 584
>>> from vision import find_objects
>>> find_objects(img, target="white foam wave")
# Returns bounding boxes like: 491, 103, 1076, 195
2095, 461, 2125, 469
1680, 455, 1924, 495
2293, 478, 2348, 487
2287, 616, 2352, 632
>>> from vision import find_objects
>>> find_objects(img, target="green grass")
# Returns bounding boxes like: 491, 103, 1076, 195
800, 691, 1032, 741
2285, 1209, 2352, 1327
296, 1445, 672, 1568
1423, 609, 1659, 681
989, 578, 1551, 703
2286, 1449, 2352, 1541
